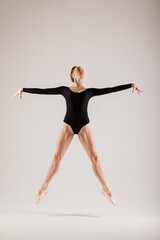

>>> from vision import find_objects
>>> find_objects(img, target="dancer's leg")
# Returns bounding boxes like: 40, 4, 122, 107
78, 123, 112, 197
39, 123, 74, 192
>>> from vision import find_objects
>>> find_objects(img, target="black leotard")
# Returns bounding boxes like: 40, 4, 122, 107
23, 83, 132, 134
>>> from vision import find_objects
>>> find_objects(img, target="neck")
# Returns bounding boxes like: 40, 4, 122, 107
72, 81, 83, 88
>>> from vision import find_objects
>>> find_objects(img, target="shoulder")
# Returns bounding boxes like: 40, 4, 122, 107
57, 86, 68, 91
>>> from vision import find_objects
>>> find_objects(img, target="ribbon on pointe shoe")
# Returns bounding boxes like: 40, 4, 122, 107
35, 186, 49, 204
101, 184, 116, 205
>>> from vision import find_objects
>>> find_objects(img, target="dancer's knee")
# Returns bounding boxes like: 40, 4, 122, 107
90, 153, 99, 164
53, 153, 62, 163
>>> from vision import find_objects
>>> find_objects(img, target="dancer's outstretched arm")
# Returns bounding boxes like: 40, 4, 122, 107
22, 86, 65, 95
88, 83, 143, 98
12, 86, 66, 99
88, 83, 133, 98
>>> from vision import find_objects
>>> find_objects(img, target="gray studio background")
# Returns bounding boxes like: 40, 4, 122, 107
0, 0, 159, 216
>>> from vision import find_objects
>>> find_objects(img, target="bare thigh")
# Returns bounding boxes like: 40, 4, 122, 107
78, 123, 98, 162
54, 123, 74, 160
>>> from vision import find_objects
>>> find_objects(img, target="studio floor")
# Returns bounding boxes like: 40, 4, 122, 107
0, 206, 159, 240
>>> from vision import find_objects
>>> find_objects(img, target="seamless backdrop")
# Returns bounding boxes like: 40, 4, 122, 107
0, 0, 159, 216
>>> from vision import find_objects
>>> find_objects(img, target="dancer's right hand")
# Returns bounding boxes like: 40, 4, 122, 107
12, 88, 23, 100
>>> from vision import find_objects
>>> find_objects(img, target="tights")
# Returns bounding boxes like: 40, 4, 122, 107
23, 83, 132, 134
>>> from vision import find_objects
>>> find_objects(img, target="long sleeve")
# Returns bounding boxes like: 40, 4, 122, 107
23, 86, 66, 95
88, 83, 132, 98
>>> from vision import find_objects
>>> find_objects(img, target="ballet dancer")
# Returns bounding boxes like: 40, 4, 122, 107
12, 66, 143, 205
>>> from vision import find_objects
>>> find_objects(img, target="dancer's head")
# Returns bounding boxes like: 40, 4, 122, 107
70, 66, 84, 83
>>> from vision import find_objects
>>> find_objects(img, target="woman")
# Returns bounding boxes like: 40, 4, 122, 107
12, 66, 143, 205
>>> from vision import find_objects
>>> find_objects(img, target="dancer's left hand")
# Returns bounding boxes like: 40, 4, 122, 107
131, 83, 143, 96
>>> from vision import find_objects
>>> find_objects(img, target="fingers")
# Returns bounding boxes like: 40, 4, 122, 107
137, 89, 144, 96
12, 89, 23, 100
12, 92, 19, 99
12, 94, 15, 99
132, 84, 144, 96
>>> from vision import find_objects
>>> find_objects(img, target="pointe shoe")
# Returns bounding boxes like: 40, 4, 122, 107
101, 186, 116, 205
35, 186, 49, 204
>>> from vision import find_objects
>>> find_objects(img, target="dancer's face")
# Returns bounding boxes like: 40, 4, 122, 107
72, 67, 84, 83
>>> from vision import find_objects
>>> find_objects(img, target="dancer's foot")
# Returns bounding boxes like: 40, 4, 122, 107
102, 184, 112, 197
101, 184, 116, 205
35, 183, 49, 204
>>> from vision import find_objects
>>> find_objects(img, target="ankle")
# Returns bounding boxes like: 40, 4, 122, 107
41, 182, 48, 190
102, 184, 109, 190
